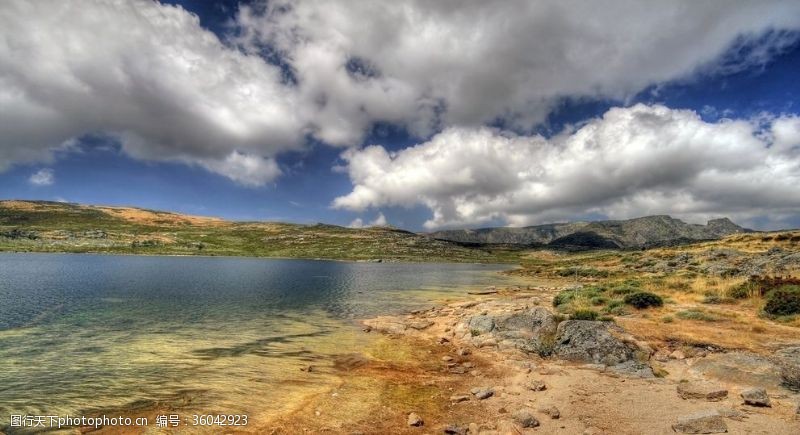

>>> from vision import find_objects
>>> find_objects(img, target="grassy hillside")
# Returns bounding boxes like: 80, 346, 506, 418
509, 229, 800, 332
0, 200, 521, 263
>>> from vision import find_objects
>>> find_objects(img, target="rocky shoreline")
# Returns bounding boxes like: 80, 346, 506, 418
361, 285, 800, 434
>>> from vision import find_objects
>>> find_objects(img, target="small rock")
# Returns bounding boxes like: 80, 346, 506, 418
653, 349, 670, 362
442, 356, 454, 362
527, 380, 547, 391
362, 326, 372, 333
511, 409, 540, 428
673, 411, 727, 433
300, 365, 314, 372
457, 348, 471, 356
407, 412, 423, 427
439, 337, 451, 344
468, 422, 479, 434
471, 387, 494, 400
677, 381, 728, 401
671, 350, 687, 360
444, 425, 467, 435
741, 388, 771, 407
408, 320, 434, 330
538, 405, 560, 419
463, 362, 475, 368
450, 394, 471, 403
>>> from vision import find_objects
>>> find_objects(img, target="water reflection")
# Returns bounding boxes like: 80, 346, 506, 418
0, 253, 512, 429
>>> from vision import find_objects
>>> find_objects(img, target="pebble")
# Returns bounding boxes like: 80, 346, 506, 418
527, 380, 547, 391
512, 409, 540, 428
442, 356, 454, 362
538, 405, 560, 419
407, 412, 423, 427
443, 425, 467, 435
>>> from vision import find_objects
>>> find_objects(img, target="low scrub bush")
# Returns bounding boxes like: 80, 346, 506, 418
556, 266, 610, 278
764, 285, 800, 316
730, 276, 800, 299
571, 309, 599, 321
623, 292, 664, 309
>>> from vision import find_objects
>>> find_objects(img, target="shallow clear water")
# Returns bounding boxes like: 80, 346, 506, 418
0, 253, 511, 429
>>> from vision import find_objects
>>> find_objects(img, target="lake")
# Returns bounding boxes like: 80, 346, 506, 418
0, 253, 513, 430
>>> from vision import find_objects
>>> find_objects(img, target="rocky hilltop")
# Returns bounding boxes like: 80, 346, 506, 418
430, 215, 749, 249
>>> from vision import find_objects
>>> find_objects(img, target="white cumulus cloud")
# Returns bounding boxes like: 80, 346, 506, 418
238, 0, 800, 139
334, 104, 800, 229
1, 0, 800, 191
28, 168, 55, 186
0, 0, 304, 185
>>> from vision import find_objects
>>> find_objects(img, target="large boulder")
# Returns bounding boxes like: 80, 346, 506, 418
552, 320, 641, 366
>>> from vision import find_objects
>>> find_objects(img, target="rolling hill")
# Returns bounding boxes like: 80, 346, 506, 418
0, 200, 517, 262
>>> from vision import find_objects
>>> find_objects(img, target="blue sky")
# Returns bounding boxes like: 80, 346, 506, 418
2, 1, 800, 230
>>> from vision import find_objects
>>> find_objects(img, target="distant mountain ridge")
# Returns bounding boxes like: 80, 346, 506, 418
429, 215, 750, 249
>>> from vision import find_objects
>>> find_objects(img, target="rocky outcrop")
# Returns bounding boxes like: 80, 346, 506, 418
552, 320, 643, 366
458, 309, 652, 376
430, 215, 748, 250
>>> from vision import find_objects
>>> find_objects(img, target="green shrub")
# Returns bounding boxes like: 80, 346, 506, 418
556, 267, 610, 278
623, 292, 664, 309
764, 285, 800, 316
730, 276, 800, 299
572, 309, 599, 321
552, 290, 576, 307
603, 299, 628, 316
